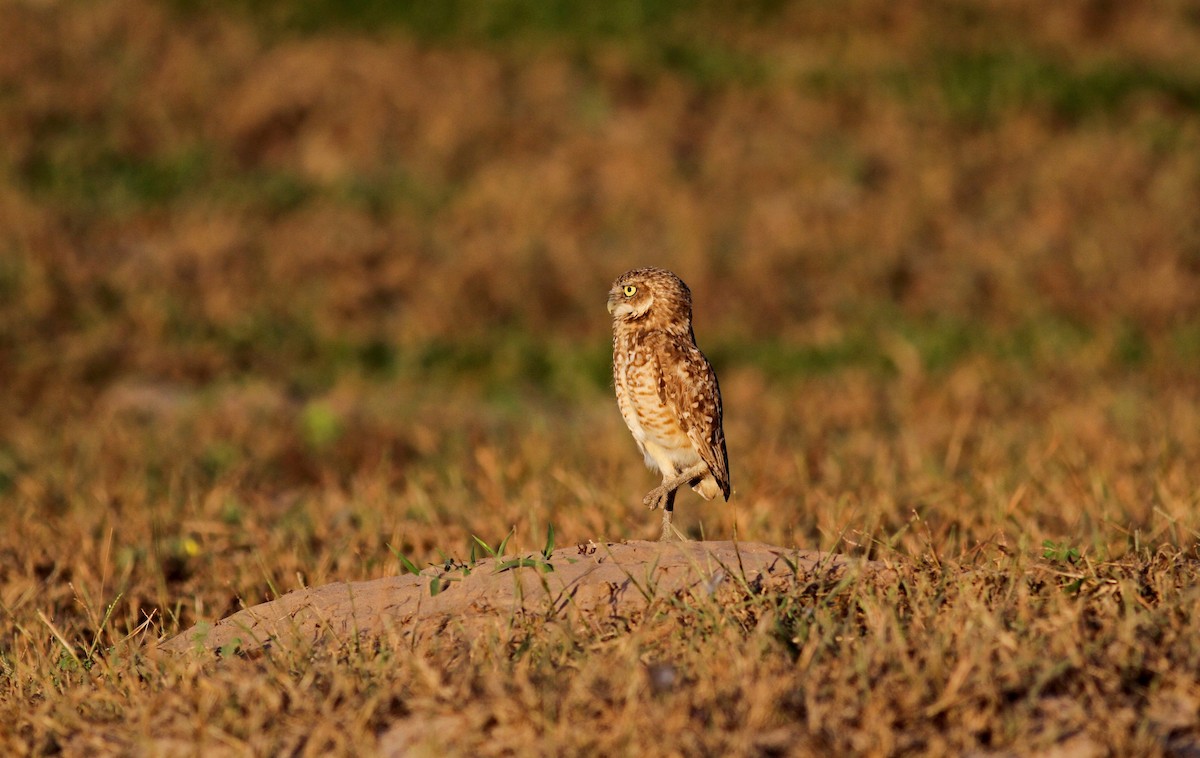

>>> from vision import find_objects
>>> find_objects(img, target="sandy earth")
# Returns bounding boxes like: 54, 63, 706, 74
162, 540, 886, 656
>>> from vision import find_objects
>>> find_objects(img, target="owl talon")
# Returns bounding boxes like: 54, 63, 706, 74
643, 488, 668, 511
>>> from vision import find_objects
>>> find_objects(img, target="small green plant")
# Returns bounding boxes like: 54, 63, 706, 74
471, 528, 515, 560
218, 638, 244, 658
1042, 540, 1081, 564
495, 556, 555, 573
494, 524, 557, 573
392, 528, 558, 594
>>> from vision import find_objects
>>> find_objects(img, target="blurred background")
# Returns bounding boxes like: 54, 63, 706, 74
2, 0, 1199, 628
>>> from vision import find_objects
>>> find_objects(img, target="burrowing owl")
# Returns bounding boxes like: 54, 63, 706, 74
608, 267, 730, 541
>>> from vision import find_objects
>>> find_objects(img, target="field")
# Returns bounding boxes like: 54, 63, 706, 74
3, 0, 1200, 754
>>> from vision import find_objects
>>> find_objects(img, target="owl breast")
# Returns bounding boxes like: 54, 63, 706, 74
613, 333, 703, 478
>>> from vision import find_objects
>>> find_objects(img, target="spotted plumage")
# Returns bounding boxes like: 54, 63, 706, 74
608, 267, 730, 540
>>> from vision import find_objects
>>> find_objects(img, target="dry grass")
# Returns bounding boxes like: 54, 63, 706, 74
3, 0, 1200, 754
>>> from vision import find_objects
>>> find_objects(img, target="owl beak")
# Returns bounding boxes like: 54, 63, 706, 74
606, 298, 615, 315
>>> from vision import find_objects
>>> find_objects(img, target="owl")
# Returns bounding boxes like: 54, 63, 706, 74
607, 267, 730, 541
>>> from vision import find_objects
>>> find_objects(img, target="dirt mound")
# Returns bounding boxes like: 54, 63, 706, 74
162, 541, 885, 655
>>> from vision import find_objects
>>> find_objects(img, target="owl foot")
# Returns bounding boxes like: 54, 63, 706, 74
643, 486, 672, 511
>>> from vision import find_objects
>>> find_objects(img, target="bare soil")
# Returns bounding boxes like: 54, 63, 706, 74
164, 541, 881, 655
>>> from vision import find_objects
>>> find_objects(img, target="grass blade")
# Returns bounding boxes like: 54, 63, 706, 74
472, 535, 497, 558
388, 543, 422, 576
497, 527, 515, 558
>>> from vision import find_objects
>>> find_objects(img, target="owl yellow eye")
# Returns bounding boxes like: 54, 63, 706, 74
623, 285, 637, 297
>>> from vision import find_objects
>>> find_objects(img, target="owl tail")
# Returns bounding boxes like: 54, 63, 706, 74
691, 473, 724, 501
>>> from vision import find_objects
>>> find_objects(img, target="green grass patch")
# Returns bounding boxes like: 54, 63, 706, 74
655, 41, 767, 90
167, 0, 771, 41
20, 143, 211, 213
1171, 321, 1200, 363
933, 50, 1200, 125
1113, 321, 1150, 368
164, 0, 778, 89
24, 150, 453, 220
708, 334, 886, 380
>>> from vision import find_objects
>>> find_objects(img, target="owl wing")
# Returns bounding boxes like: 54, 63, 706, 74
652, 332, 731, 500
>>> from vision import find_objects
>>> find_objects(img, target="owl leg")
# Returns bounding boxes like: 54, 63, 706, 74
659, 489, 679, 541
643, 461, 709, 511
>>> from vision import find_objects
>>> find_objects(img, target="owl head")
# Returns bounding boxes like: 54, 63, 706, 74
607, 267, 694, 332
